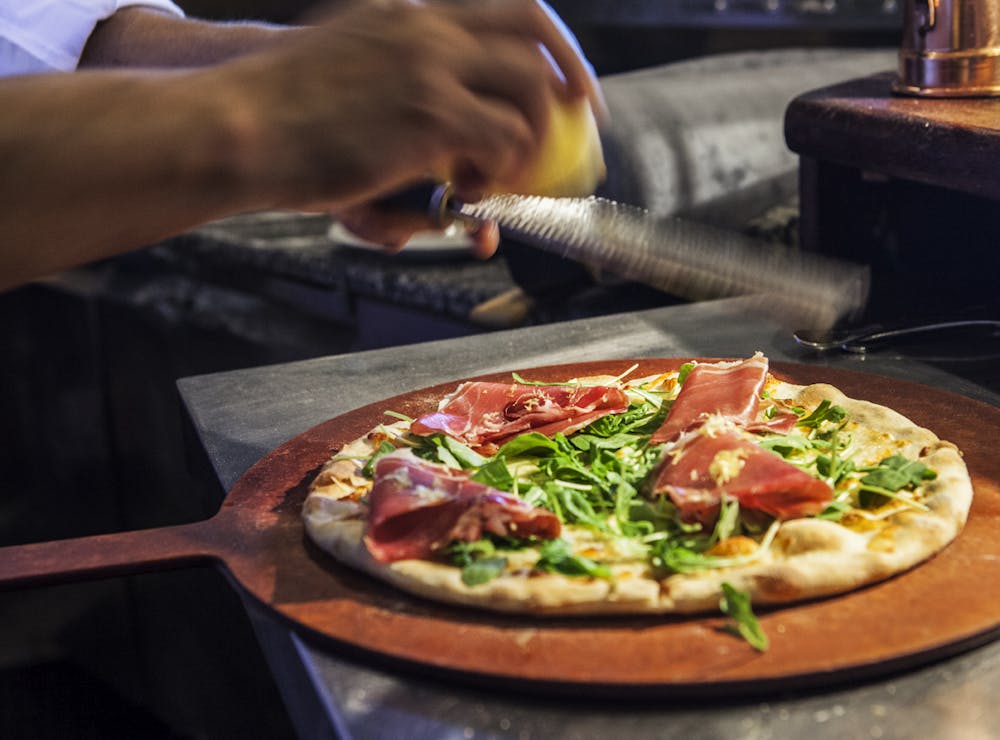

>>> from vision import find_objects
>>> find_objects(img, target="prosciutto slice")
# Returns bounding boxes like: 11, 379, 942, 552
746, 411, 799, 436
650, 431, 832, 526
365, 450, 560, 563
650, 355, 769, 444
411, 381, 629, 448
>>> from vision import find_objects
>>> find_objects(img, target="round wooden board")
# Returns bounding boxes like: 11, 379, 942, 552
219, 359, 1000, 697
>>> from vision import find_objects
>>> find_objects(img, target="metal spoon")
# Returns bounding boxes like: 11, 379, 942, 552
793, 319, 1000, 354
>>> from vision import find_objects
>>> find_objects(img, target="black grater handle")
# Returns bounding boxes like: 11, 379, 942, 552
373, 181, 464, 227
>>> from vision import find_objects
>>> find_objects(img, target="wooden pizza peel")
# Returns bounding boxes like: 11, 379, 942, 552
1, 360, 999, 698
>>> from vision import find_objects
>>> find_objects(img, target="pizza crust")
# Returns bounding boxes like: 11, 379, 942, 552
302, 377, 973, 616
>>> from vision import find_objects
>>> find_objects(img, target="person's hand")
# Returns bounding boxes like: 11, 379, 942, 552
221, 0, 602, 219
334, 202, 501, 259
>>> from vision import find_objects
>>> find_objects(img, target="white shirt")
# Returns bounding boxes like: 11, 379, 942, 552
0, 1, 184, 76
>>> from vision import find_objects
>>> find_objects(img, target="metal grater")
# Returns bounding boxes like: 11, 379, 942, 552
396, 183, 870, 332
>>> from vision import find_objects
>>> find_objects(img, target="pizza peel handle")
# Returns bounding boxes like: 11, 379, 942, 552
0, 516, 233, 591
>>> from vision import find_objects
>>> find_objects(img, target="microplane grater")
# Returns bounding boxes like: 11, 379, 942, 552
394, 184, 870, 331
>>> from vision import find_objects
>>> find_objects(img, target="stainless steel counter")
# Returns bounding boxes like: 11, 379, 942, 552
178, 297, 999, 740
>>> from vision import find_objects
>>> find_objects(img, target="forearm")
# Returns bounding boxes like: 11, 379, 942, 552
0, 68, 274, 291
79, 7, 294, 69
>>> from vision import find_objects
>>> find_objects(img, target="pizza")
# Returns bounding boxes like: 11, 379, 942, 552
302, 354, 972, 638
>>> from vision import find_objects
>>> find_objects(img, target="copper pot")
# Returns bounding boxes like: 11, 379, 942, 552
895, 0, 1000, 96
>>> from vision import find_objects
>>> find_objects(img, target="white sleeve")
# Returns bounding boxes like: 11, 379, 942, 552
0, 1, 185, 76
114, 1, 185, 17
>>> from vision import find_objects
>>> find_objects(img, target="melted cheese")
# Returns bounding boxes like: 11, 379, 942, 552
708, 448, 748, 485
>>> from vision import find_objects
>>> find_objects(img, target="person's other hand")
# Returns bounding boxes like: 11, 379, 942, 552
334, 203, 500, 260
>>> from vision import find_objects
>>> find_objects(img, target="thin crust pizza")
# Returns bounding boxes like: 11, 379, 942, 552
302, 354, 972, 625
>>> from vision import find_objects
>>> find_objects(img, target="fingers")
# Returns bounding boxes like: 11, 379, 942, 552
459, 34, 555, 143
336, 206, 430, 251
447, 0, 607, 120
334, 204, 499, 261
468, 220, 500, 260
531, 0, 608, 120
435, 83, 537, 192
246, 0, 603, 215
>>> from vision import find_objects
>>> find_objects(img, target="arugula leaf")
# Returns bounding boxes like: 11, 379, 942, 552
857, 484, 931, 511
648, 525, 723, 572
460, 558, 508, 586
584, 401, 666, 438
535, 484, 564, 521
651, 520, 780, 574
442, 538, 509, 586
817, 499, 852, 521
434, 444, 462, 469
549, 485, 609, 530
443, 538, 497, 565
471, 456, 515, 491
629, 496, 684, 534
796, 399, 848, 429
757, 434, 813, 458
406, 434, 486, 469
510, 372, 576, 387
709, 495, 740, 545
613, 482, 654, 538
859, 455, 937, 491
628, 385, 669, 409
816, 453, 855, 484
535, 539, 612, 579
654, 544, 727, 573
496, 432, 562, 458
676, 362, 696, 386
591, 443, 661, 489
570, 431, 642, 452
383, 410, 414, 423
521, 485, 548, 509
527, 482, 604, 528
497, 409, 661, 531
361, 441, 397, 478
405, 433, 453, 464
441, 436, 488, 468
399, 433, 488, 471
719, 582, 769, 651
856, 455, 936, 509
525, 433, 660, 533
